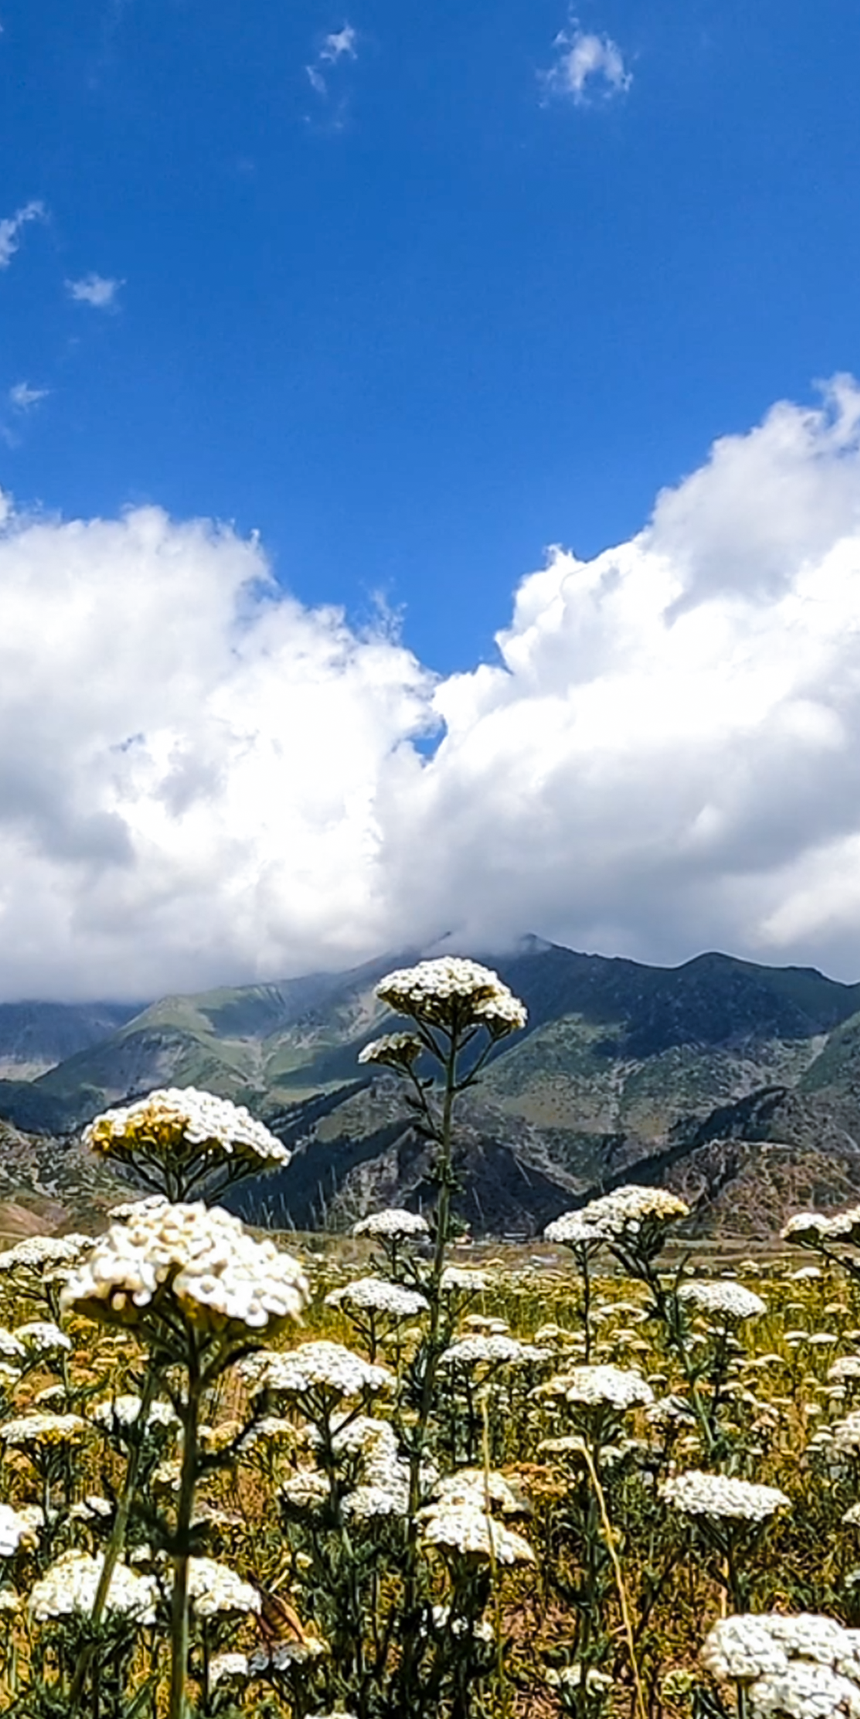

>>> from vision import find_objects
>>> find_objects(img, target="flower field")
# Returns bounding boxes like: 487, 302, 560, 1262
0, 959, 859, 1719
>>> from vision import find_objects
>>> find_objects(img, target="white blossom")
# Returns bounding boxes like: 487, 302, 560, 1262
538, 1364, 654, 1411
0, 1412, 88, 1449
248, 1638, 328, 1672
209, 1653, 251, 1687
13, 1321, 72, 1355
249, 1341, 393, 1400
678, 1282, 767, 1320
0, 1329, 24, 1360
186, 1557, 260, 1617
0, 1234, 90, 1272
325, 1276, 429, 1318
83, 1087, 290, 1178
439, 1266, 490, 1294
91, 1394, 177, 1431
439, 1334, 550, 1369
29, 1550, 158, 1622
701, 1613, 860, 1717
0, 1504, 38, 1556
376, 958, 527, 1036
420, 1502, 535, 1564
661, 1471, 790, 1522
353, 1209, 429, 1240
60, 1202, 309, 1336
357, 1033, 422, 1068
430, 1468, 526, 1516
545, 1186, 689, 1246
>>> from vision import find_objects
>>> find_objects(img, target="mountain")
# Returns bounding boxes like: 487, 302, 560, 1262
0, 1001, 141, 1080
6, 940, 860, 1237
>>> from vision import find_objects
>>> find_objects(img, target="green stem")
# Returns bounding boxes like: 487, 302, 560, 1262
69, 1367, 160, 1716
169, 1335, 203, 1719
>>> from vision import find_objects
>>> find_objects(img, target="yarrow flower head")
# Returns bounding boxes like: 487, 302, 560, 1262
545, 1186, 689, 1256
0, 1503, 38, 1556
185, 1557, 260, 1618
29, 1550, 158, 1622
60, 1202, 309, 1339
82, 1086, 290, 1195
357, 1033, 423, 1069
243, 1340, 394, 1402
91, 1394, 177, 1432
538, 1363, 654, 1412
13, 1320, 72, 1356
420, 1502, 535, 1564
439, 1334, 551, 1370
0, 1233, 91, 1273
677, 1281, 767, 1320
701, 1612, 860, 1716
660, 1471, 790, 1522
376, 958, 527, 1037
324, 1276, 429, 1319
353, 1209, 430, 1241
0, 1412, 88, 1450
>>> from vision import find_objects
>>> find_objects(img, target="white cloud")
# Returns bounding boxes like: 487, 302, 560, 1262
544, 23, 631, 104
8, 382, 49, 410
306, 21, 357, 99
3, 378, 860, 999
321, 24, 357, 63
0, 200, 46, 270
66, 273, 123, 309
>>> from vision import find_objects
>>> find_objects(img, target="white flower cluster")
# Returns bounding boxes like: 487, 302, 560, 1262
678, 1281, 767, 1320
420, 1501, 535, 1564
0, 1329, 25, 1360
661, 1471, 790, 1522
83, 1087, 290, 1172
545, 1186, 690, 1247
279, 1470, 331, 1514
783, 1207, 860, 1246
60, 1202, 309, 1336
249, 1341, 394, 1401
440, 1266, 490, 1294
430, 1468, 525, 1517
828, 1411, 860, 1458
91, 1394, 177, 1431
324, 1276, 429, 1318
829, 1358, 860, 1385
109, 1196, 170, 1222
13, 1321, 72, 1355
248, 1638, 329, 1673
376, 958, 527, 1037
186, 1557, 260, 1617
539, 1364, 654, 1411
701, 1612, 860, 1718
0, 1233, 91, 1273
29, 1550, 158, 1621
0, 1412, 88, 1449
0, 1503, 38, 1556
357, 1033, 423, 1068
353, 1209, 430, 1240
439, 1334, 550, 1369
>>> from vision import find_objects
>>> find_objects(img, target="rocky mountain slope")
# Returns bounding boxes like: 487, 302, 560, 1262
5, 940, 860, 1237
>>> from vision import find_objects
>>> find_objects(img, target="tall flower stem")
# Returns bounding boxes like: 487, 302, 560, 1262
69, 1366, 159, 1716
169, 1334, 203, 1719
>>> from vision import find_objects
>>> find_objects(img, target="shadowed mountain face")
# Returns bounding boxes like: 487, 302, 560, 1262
5, 940, 860, 1237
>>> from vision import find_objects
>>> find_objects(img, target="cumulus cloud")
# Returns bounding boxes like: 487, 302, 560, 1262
66, 273, 123, 309
3, 377, 860, 999
543, 22, 631, 104
0, 200, 46, 270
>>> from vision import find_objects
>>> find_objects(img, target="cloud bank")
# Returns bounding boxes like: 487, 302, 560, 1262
2, 377, 860, 999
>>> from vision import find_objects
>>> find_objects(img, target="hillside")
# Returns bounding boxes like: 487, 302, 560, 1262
5, 940, 860, 1237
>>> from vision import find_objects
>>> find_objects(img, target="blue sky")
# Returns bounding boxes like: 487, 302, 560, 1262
4, 0, 859, 672
2, 0, 860, 999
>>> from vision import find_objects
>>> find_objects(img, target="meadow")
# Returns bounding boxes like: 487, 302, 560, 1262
0, 958, 856, 1719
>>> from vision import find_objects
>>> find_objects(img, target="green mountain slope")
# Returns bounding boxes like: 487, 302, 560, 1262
6, 939, 860, 1237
